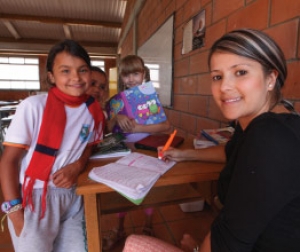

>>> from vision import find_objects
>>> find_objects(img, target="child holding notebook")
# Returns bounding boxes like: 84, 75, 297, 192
103, 55, 171, 250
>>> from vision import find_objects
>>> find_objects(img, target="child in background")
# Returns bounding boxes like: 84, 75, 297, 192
86, 66, 109, 110
106, 55, 171, 142
0, 39, 104, 252
103, 55, 171, 251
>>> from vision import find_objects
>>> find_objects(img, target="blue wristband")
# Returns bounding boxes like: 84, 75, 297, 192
1, 198, 22, 213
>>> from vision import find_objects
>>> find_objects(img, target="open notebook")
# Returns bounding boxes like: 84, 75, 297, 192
88, 152, 176, 204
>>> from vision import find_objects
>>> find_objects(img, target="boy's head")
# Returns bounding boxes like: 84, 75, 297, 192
119, 55, 146, 88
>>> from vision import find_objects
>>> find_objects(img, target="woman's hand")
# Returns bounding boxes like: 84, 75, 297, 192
157, 146, 187, 162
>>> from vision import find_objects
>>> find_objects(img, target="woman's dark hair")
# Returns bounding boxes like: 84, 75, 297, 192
46, 39, 91, 84
208, 29, 287, 106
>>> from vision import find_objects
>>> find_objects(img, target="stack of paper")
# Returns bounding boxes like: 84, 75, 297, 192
88, 153, 176, 204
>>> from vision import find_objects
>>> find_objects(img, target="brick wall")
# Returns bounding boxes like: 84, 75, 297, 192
119, 0, 300, 139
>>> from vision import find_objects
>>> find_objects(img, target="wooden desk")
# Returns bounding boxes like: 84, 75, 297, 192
76, 140, 224, 252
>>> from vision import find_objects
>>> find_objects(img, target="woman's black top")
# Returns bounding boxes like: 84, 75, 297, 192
211, 112, 300, 252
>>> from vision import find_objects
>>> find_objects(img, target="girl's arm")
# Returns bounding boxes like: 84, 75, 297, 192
0, 146, 25, 204
131, 120, 172, 134
51, 145, 93, 188
0, 146, 26, 235
106, 114, 134, 133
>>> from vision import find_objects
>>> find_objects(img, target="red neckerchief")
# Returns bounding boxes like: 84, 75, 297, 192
22, 87, 104, 218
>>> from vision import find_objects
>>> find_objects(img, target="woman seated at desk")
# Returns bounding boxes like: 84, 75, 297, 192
123, 29, 300, 252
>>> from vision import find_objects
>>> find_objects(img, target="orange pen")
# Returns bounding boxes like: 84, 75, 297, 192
158, 129, 177, 159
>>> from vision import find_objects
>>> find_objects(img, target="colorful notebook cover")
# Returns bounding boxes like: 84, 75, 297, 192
106, 81, 167, 133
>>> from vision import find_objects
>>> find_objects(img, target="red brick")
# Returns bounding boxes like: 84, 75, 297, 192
271, 0, 300, 25
166, 0, 176, 18
174, 6, 184, 28
197, 73, 212, 95
205, 19, 227, 50
161, 0, 174, 11
201, 0, 211, 6
265, 20, 299, 60
166, 109, 181, 128
207, 98, 227, 121
196, 118, 221, 134
173, 78, 181, 94
183, 0, 202, 22
189, 95, 208, 116
203, 4, 213, 27
174, 57, 190, 77
213, 0, 244, 22
294, 102, 300, 113
174, 24, 183, 46
176, 0, 186, 9
298, 33, 300, 59
180, 113, 198, 134
190, 51, 210, 75
227, 0, 269, 31
181, 76, 198, 94
157, 13, 167, 30
282, 61, 300, 99
176, 129, 188, 139
120, 27, 134, 56
174, 43, 183, 61
173, 94, 189, 112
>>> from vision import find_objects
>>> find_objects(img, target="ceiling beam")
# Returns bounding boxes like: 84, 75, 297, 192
63, 25, 72, 39
0, 13, 122, 29
0, 41, 118, 56
0, 37, 118, 48
2, 20, 21, 39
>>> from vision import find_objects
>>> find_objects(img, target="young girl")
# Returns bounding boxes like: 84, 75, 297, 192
106, 55, 171, 142
103, 55, 171, 251
0, 39, 104, 252
123, 29, 300, 252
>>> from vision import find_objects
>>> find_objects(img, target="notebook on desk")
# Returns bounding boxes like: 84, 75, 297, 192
134, 134, 184, 151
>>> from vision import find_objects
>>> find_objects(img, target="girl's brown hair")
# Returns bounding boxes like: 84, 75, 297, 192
119, 55, 145, 77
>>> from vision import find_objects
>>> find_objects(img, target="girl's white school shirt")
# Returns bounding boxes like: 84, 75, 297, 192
4, 94, 102, 189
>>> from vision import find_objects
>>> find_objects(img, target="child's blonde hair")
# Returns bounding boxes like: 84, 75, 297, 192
119, 55, 145, 77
